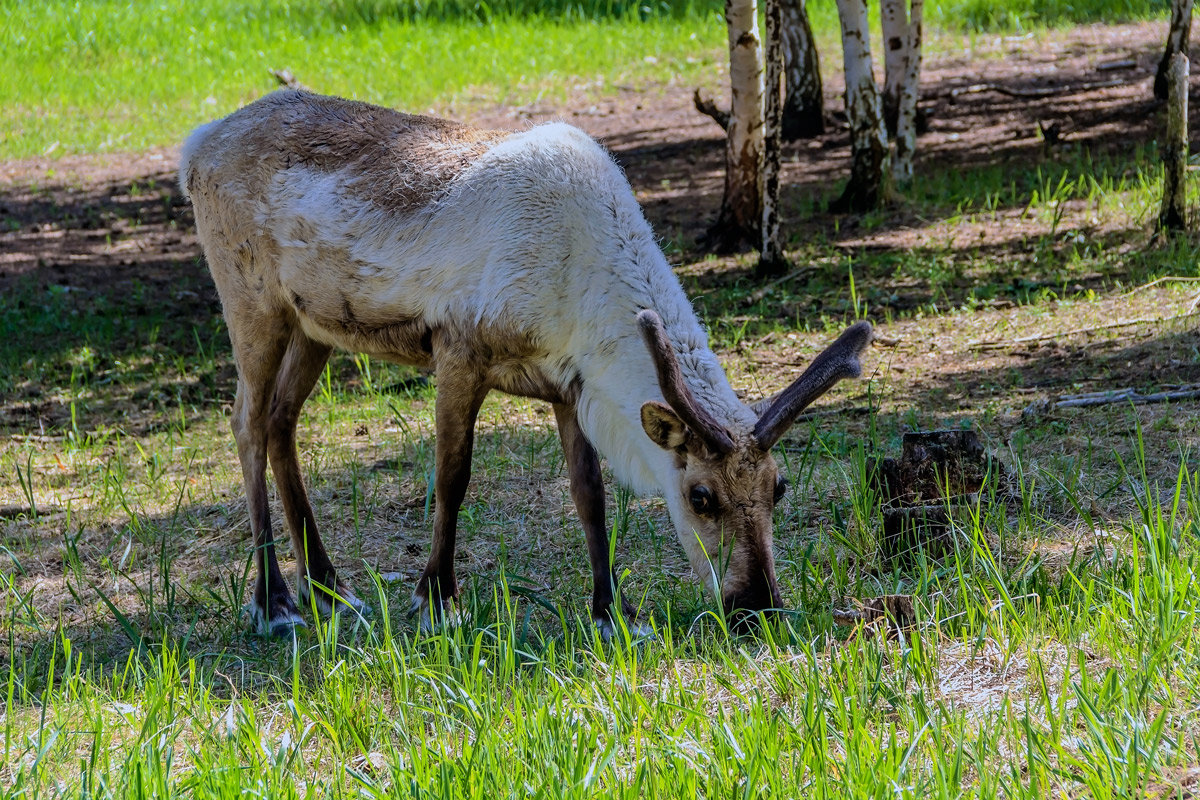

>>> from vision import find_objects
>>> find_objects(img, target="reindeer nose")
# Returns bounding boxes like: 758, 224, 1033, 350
723, 577, 783, 632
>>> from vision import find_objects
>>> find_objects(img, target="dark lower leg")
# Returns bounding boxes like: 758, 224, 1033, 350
238, 414, 302, 633
554, 404, 635, 625
415, 366, 487, 618
250, 476, 302, 628
265, 336, 350, 610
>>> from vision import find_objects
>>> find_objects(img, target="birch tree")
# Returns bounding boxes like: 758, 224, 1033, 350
760, 0, 787, 275
880, 0, 907, 135
708, 0, 765, 252
781, 0, 824, 140
1159, 53, 1189, 231
884, 0, 924, 183
832, 0, 890, 212
1156, 0, 1194, 101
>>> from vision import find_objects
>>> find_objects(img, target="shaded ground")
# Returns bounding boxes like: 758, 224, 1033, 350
2, 23, 1195, 428
2, 21, 1200, 659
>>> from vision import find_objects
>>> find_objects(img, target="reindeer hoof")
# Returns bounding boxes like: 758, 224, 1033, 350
409, 593, 458, 633
593, 615, 655, 642
300, 579, 370, 620
244, 600, 307, 638
626, 619, 656, 639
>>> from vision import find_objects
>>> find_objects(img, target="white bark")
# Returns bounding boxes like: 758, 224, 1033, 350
760, 0, 785, 274
893, 0, 923, 184
834, 0, 890, 211
880, 0, 907, 135
711, 0, 765, 250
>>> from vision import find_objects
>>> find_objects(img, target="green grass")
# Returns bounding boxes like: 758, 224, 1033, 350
928, 0, 1170, 31
1, 0, 727, 160
5, 1, 1200, 796
7, 407, 1200, 796
0, 0, 1170, 159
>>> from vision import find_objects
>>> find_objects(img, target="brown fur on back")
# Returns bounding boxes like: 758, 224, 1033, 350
188, 89, 509, 213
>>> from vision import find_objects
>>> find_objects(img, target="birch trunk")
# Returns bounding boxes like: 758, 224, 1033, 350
759, 0, 787, 276
781, 0, 824, 140
832, 0, 890, 212
892, 0, 923, 184
1159, 53, 1189, 231
1156, 0, 1194, 101
709, 0, 765, 252
880, 0, 907, 136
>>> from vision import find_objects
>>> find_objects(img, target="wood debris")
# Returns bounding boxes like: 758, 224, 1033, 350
832, 594, 918, 640
870, 430, 1011, 564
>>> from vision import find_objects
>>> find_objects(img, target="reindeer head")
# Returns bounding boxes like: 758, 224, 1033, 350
636, 310, 873, 627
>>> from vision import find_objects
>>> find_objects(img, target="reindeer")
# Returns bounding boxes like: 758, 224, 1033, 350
179, 89, 872, 637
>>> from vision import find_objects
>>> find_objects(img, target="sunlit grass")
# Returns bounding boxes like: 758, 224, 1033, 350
1, 0, 1169, 159
1, 0, 727, 159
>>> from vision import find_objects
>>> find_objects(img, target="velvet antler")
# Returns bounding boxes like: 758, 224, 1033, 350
637, 310, 734, 455
753, 321, 873, 450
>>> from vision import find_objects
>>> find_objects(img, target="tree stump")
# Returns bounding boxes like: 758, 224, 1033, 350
870, 430, 1009, 565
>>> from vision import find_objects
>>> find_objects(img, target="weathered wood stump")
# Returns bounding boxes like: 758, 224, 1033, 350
871, 430, 1007, 565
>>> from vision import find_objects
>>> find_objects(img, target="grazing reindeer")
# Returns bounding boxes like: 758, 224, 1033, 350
180, 90, 872, 637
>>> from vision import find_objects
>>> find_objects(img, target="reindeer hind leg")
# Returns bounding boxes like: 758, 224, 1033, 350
266, 330, 367, 619
224, 304, 304, 636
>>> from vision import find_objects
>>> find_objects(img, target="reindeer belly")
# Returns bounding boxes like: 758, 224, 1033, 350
276, 256, 432, 368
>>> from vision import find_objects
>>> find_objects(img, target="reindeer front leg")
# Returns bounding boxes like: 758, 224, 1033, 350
412, 353, 489, 632
553, 403, 649, 639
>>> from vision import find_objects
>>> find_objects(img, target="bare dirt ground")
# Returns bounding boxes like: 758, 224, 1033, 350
2, 23, 1197, 433
0, 23, 1182, 287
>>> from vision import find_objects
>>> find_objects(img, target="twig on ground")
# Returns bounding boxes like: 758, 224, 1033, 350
741, 266, 817, 307
967, 311, 1200, 351
1025, 384, 1200, 415
948, 78, 1125, 100
1117, 275, 1200, 298
1058, 386, 1200, 407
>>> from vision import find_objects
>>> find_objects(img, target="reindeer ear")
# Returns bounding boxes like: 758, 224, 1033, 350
641, 402, 688, 450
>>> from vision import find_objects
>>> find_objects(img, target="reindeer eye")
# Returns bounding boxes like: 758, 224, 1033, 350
689, 485, 716, 515
774, 476, 788, 503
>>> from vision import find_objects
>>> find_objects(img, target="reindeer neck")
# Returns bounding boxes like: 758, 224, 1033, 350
571, 303, 753, 496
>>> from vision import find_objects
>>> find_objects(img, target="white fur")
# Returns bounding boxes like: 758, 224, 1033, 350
182, 96, 757, 597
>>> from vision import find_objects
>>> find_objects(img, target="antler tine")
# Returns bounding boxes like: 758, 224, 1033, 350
636, 310, 734, 455
753, 321, 873, 450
